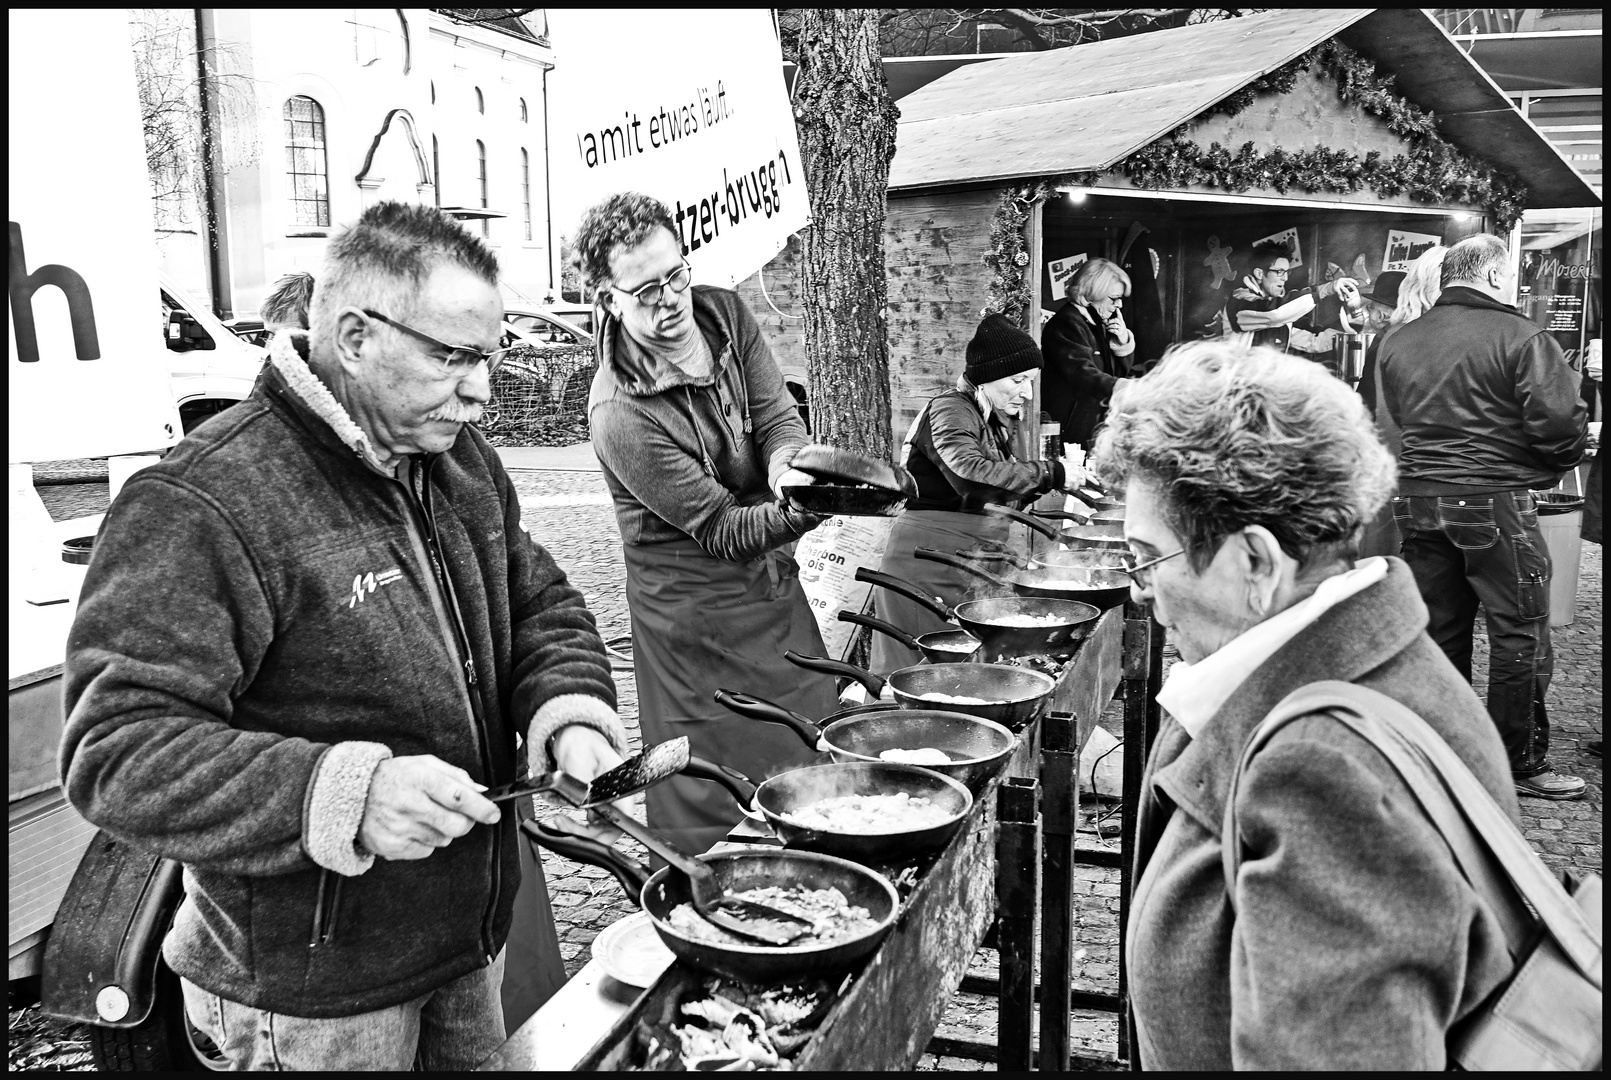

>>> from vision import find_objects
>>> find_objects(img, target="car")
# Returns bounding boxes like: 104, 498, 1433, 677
159, 272, 270, 434
503, 305, 595, 346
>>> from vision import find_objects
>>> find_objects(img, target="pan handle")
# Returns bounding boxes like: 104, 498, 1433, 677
1028, 508, 1093, 524
853, 566, 955, 622
913, 546, 1012, 588
836, 609, 920, 651
680, 754, 762, 817
519, 818, 647, 906
955, 547, 1029, 568
783, 650, 886, 698
712, 688, 827, 751
982, 502, 1062, 542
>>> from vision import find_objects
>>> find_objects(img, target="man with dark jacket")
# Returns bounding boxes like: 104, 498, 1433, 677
60, 202, 629, 1068
1379, 232, 1589, 800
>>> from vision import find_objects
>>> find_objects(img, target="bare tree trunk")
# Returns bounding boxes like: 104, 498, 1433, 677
793, 10, 900, 458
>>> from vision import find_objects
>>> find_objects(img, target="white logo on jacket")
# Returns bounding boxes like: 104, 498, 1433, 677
348, 568, 405, 608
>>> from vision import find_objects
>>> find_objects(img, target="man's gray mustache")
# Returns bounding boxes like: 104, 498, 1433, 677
427, 404, 483, 423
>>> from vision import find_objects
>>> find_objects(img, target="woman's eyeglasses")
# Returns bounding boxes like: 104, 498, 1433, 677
611, 262, 693, 307
363, 309, 511, 376
1120, 547, 1185, 587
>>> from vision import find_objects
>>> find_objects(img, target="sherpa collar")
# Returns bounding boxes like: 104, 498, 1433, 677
268, 330, 398, 477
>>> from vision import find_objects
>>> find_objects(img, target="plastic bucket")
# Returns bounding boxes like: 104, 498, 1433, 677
1534, 492, 1585, 627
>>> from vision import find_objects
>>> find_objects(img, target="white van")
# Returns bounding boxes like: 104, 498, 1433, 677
159, 271, 268, 433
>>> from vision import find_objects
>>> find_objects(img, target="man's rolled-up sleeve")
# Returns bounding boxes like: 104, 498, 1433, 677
61, 476, 328, 877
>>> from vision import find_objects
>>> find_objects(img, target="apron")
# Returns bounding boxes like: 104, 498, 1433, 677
624, 538, 837, 856
499, 795, 566, 1034
868, 509, 1014, 676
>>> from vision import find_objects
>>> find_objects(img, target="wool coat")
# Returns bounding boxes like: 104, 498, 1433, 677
1127, 557, 1521, 1070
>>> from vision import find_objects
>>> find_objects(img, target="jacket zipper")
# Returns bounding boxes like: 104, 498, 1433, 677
402, 457, 502, 963
309, 869, 344, 948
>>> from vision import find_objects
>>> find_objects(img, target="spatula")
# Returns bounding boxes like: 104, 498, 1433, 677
587, 800, 816, 947
485, 736, 691, 805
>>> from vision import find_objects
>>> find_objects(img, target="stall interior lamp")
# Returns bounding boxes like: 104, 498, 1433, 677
1062, 188, 1089, 203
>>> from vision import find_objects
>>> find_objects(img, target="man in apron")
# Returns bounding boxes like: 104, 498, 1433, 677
872, 314, 1083, 674
577, 192, 838, 856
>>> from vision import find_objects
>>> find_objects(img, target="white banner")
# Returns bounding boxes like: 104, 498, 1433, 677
547, 9, 809, 289
9, 10, 182, 463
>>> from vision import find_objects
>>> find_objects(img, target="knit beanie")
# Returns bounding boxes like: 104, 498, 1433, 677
965, 313, 1043, 384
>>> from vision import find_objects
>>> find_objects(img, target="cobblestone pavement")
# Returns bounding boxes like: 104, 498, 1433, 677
9, 467, 1600, 1070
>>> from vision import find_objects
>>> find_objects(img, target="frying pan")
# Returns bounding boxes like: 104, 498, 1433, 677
783, 444, 918, 517
837, 609, 980, 664
711, 687, 1017, 793
782, 484, 908, 517
957, 546, 1130, 575
985, 503, 1129, 551
1037, 507, 1125, 525
791, 444, 917, 497
852, 565, 1100, 662
914, 547, 1131, 612
682, 757, 973, 863
772, 653, 1056, 730
519, 825, 900, 983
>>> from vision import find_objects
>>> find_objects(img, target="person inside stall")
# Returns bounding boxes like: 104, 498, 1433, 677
576, 192, 837, 857
1093, 339, 1520, 1069
1220, 240, 1363, 361
870, 313, 1088, 675
1042, 257, 1148, 451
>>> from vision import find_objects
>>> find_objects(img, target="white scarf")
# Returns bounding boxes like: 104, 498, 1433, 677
1156, 557, 1389, 739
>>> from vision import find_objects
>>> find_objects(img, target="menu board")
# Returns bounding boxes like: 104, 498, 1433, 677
1546, 291, 1585, 334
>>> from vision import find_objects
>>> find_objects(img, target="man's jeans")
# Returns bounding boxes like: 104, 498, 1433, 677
1392, 490, 1554, 776
179, 949, 506, 1070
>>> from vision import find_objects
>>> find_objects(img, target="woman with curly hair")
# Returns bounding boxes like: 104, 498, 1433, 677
570, 192, 834, 855
1091, 340, 1520, 1069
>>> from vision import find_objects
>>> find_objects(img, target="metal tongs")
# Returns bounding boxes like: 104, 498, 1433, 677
486, 735, 693, 805
489, 738, 812, 946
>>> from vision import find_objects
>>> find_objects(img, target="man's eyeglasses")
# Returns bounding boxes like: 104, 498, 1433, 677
363, 309, 511, 376
1264, 268, 1291, 278
1119, 547, 1185, 588
611, 262, 692, 307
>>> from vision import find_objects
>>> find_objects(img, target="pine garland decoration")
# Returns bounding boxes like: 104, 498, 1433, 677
981, 39, 1530, 317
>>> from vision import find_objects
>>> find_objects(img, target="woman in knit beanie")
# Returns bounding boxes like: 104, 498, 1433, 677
868, 312, 1088, 674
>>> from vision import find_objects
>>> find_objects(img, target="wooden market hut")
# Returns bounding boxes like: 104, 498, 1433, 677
736, 7, 1601, 445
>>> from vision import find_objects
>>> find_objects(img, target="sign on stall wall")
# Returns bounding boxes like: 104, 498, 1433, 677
1252, 226, 1302, 267
1382, 229, 1442, 273
547, 10, 809, 289
8, 10, 182, 463
795, 516, 896, 662
1046, 252, 1089, 302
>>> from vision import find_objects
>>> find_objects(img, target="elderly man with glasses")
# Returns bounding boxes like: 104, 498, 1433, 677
573, 191, 838, 857
60, 202, 628, 1069
1221, 239, 1361, 361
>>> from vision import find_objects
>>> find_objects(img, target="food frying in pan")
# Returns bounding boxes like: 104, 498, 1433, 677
915, 692, 991, 705
781, 791, 954, 833
668, 885, 879, 949
877, 747, 953, 766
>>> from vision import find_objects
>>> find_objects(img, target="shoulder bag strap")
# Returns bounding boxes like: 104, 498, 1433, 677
1224, 680, 1601, 989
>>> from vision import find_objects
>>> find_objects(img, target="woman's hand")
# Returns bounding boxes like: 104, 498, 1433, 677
1062, 460, 1098, 493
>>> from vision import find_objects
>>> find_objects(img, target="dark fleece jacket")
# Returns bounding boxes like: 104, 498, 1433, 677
59, 341, 619, 1017
588, 284, 819, 562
